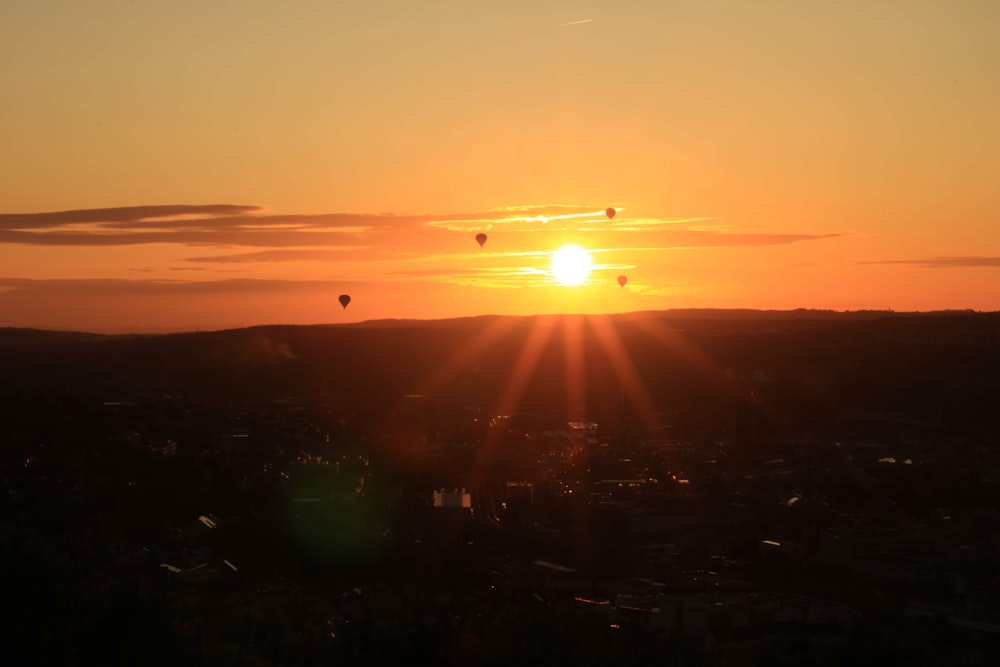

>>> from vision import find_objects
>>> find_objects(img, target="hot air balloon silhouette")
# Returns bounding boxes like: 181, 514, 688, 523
617, 275, 628, 288
605, 207, 616, 220
475, 233, 487, 248
338, 294, 351, 309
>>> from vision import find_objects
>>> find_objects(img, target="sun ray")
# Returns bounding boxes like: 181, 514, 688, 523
561, 314, 596, 568
562, 314, 587, 422
378, 316, 519, 495
466, 316, 558, 491
493, 316, 558, 417
586, 315, 662, 434
401, 317, 517, 401
436, 315, 561, 540
628, 315, 737, 395
631, 315, 788, 430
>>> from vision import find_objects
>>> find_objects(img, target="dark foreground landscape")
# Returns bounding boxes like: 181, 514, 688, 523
3, 309, 1000, 665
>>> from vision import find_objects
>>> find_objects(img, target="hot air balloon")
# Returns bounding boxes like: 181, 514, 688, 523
605, 207, 616, 220
475, 233, 487, 248
338, 294, 351, 309
617, 275, 628, 288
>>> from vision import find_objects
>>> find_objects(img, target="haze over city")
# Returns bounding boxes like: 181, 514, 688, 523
3, 0, 1000, 332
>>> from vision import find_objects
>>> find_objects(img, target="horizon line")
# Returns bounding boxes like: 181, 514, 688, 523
2, 307, 993, 338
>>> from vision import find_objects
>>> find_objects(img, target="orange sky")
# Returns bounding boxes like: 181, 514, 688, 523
2, 1, 999, 332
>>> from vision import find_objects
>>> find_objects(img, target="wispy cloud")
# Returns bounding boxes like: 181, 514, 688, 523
184, 248, 374, 264
423, 204, 607, 232
0, 203, 607, 247
0, 228, 366, 247
0, 204, 843, 252
579, 232, 844, 249
861, 257, 1000, 269
0, 205, 262, 230
386, 266, 550, 288
0, 277, 346, 296
0, 206, 430, 247
624, 283, 688, 297
557, 19, 594, 27
606, 217, 713, 231
656, 231, 846, 247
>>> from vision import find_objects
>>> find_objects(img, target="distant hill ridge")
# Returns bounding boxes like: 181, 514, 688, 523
0, 328, 109, 347
2, 308, 988, 343
2, 309, 999, 431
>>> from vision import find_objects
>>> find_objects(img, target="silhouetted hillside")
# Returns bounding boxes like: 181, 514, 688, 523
2, 310, 999, 435
0, 327, 109, 347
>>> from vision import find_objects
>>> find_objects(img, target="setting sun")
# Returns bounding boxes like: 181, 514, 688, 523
551, 245, 593, 286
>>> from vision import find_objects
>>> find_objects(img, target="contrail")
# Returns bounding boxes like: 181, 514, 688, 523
557, 19, 594, 27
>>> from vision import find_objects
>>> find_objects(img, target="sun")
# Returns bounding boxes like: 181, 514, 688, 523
551, 245, 593, 286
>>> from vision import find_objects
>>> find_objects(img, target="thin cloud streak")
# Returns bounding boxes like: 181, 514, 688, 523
0, 206, 503, 232
582, 232, 844, 250
0, 205, 262, 229
425, 206, 608, 232
861, 257, 1000, 268
413, 249, 555, 263
557, 19, 594, 27
608, 217, 716, 231
1, 204, 610, 246
184, 248, 374, 263
0, 228, 372, 247
626, 284, 685, 297
388, 266, 548, 280
386, 266, 552, 289
0, 204, 845, 252
96, 214, 427, 232
644, 231, 845, 247
0, 277, 354, 296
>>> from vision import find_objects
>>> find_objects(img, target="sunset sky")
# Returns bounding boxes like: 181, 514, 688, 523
2, 0, 999, 332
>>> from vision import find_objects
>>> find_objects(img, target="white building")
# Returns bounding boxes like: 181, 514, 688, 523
433, 488, 471, 509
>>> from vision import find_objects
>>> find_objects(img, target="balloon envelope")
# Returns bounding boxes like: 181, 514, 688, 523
475, 233, 487, 248
338, 294, 351, 309
617, 275, 628, 287
605, 207, 616, 220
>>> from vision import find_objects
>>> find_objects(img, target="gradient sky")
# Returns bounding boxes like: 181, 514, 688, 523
2, 0, 999, 332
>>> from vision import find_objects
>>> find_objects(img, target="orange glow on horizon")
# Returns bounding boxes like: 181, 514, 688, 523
2, 3, 999, 331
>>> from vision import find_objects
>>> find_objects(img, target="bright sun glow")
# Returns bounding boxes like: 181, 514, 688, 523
551, 245, 593, 286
